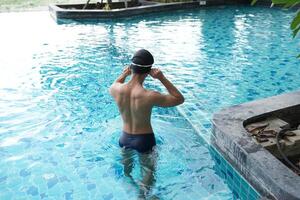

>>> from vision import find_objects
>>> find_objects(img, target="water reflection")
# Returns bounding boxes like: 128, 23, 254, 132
120, 148, 159, 199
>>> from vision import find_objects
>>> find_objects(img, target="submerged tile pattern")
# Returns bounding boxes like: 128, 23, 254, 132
1, 6, 300, 200
209, 147, 260, 200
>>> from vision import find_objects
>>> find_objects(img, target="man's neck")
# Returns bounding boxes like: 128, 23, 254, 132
130, 74, 146, 85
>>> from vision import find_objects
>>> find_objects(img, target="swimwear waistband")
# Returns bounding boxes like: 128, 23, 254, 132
122, 131, 154, 137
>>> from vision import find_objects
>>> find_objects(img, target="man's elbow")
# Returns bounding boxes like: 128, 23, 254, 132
176, 95, 185, 105
179, 95, 185, 104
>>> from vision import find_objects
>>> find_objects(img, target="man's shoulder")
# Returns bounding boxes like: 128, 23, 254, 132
111, 82, 129, 95
113, 82, 129, 89
144, 89, 162, 98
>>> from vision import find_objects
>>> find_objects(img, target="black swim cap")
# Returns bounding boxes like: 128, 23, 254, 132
130, 49, 154, 74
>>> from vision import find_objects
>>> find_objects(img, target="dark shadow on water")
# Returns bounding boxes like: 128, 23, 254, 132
120, 148, 160, 200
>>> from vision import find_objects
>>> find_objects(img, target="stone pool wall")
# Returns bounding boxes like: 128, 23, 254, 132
212, 90, 300, 200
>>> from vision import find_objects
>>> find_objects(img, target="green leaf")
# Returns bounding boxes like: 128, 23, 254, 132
271, 0, 300, 8
292, 24, 300, 38
272, 0, 289, 4
291, 11, 300, 30
283, 0, 300, 8
251, 0, 258, 5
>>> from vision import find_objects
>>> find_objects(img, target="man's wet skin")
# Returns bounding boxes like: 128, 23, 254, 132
110, 49, 184, 198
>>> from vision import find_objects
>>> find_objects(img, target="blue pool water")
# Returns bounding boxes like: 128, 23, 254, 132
0, 5, 299, 200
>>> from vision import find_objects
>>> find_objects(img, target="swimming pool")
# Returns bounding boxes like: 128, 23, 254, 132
0, 5, 299, 200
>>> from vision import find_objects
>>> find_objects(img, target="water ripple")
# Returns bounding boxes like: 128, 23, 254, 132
0, 6, 298, 200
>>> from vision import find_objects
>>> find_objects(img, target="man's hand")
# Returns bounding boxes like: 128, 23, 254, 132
111, 66, 131, 86
150, 68, 164, 80
149, 67, 184, 107
122, 66, 131, 77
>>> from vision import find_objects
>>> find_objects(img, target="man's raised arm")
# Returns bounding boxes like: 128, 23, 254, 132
150, 68, 184, 107
114, 66, 131, 84
109, 66, 131, 97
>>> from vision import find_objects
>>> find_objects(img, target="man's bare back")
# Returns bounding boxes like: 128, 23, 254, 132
110, 67, 184, 134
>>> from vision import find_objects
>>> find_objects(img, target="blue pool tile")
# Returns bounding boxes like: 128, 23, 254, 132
110, 163, 123, 179
59, 176, 70, 182
226, 169, 233, 179
232, 180, 241, 194
232, 174, 241, 184
233, 189, 240, 200
47, 176, 59, 189
186, 112, 193, 117
220, 169, 227, 179
87, 183, 96, 191
79, 171, 87, 179
27, 186, 39, 196
248, 192, 259, 200
248, 188, 260, 200
209, 147, 260, 199
0, 191, 13, 199
239, 191, 248, 200
203, 123, 212, 129
247, 89, 259, 96
65, 191, 73, 200
28, 155, 42, 161
103, 193, 113, 200
181, 90, 188, 94
270, 70, 276, 76
240, 177, 248, 187
56, 143, 65, 148
285, 72, 292, 76
0, 176, 7, 183
240, 182, 248, 195
247, 97, 254, 101
220, 161, 226, 170
40, 193, 47, 199
277, 88, 285, 94
227, 181, 234, 191
177, 169, 184, 175
20, 169, 31, 177
215, 157, 221, 165
188, 106, 196, 111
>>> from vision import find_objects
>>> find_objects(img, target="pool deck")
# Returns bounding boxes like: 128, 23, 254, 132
212, 91, 300, 200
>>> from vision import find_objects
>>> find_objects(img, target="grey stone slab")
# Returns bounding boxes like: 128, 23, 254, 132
212, 90, 300, 200
49, 0, 250, 22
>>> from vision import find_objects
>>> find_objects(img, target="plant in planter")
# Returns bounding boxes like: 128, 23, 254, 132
83, 0, 91, 9
83, 0, 134, 10
103, 3, 112, 10
83, 0, 112, 9
152, 0, 191, 3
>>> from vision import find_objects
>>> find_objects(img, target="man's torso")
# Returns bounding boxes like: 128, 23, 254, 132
113, 82, 154, 134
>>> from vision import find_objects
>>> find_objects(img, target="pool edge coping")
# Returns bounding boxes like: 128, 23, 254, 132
48, 0, 252, 21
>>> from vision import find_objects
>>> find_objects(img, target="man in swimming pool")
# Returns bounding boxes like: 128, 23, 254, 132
109, 49, 184, 198
109, 49, 184, 153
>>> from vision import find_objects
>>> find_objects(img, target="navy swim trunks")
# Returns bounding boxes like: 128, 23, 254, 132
119, 131, 156, 153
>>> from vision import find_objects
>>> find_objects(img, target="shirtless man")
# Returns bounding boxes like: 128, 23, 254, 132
109, 49, 184, 198
109, 49, 184, 153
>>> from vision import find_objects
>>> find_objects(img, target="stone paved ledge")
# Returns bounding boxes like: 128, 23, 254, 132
49, 0, 250, 22
212, 90, 300, 200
